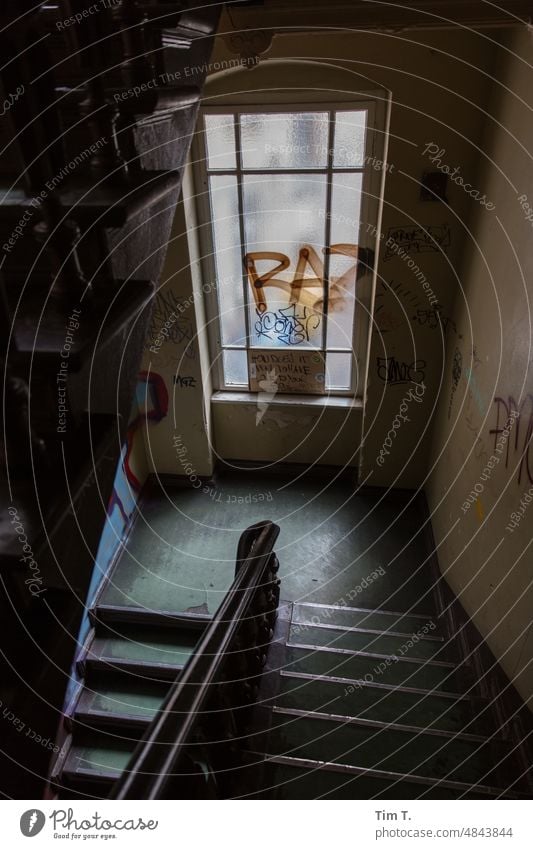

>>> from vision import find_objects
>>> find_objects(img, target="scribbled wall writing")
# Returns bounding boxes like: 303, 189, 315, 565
147, 289, 196, 361
374, 279, 421, 334
377, 356, 426, 385
174, 375, 197, 388
384, 224, 451, 260
489, 394, 533, 485
255, 304, 321, 346
448, 347, 462, 418
412, 306, 459, 337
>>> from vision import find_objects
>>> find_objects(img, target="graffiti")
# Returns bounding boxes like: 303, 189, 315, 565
244, 243, 370, 318
384, 224, 451, 260
148, 289, 196, 360
448, 347, 462, 419
124, 371, 169, 490
376, 356, 426, 385
489, 395, 533, 486
375, 308, 402, 334
412, 307, 458, 336
255, 303, 321, 346
173, 375, 197, 388
374, 279, 420, 333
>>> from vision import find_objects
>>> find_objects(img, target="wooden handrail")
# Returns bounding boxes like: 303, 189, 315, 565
112, 519, 281, 799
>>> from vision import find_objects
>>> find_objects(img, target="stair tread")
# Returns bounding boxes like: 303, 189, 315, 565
274, 707, 491, 743
294, 602, 439, 631
258, 755, 524, 800
13, 281, 154, 369
75, 680, 167, 722
86, 625, 198, 668
92, 603, 211, 630
62, 735, 136, 782
262, 712, 516, 787
289, 624, 451, 661
276, 673, 494, 735
286, 644, 461, 691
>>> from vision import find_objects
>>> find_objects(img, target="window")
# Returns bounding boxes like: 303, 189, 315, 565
195, 105, 378, 397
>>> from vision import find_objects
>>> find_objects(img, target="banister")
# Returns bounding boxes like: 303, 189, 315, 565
112, 519, 281, 799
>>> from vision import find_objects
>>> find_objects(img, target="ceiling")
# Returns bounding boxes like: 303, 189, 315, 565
225, 1, 532, 33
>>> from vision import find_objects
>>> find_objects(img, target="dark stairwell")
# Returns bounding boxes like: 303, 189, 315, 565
50, 471, 533, 799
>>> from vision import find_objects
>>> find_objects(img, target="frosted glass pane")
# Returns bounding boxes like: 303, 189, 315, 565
205, 114, 236, 170
243, 173, 327, 348
326, 352, 352, 390
333, 110, 367, 167
223, 349, 248, 386
209, 175, 247, 346
326, 173, 363, 349
241, 112, 329, 169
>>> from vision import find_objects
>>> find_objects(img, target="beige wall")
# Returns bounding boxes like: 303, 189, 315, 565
427, 28, 533, 709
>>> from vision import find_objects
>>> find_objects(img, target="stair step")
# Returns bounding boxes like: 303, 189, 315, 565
293, 603, 440, 636
71, 680, 168, 733
61, 732, 135, 788
263, 711, 511, 787
80, 626, 198, 683
259, 756, 522, 800
91, 603, 211, 631
12, 281, 154, 370
277, 673, 493, 735
286, 644, 461, 692
288, 624, 451, 662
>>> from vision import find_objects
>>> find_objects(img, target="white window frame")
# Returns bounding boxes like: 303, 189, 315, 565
192, 98, 385, 400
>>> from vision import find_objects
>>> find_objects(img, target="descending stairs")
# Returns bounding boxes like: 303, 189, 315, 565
52, 608, 209, 797
248, 602, 532, 799
50, 479, 532, 800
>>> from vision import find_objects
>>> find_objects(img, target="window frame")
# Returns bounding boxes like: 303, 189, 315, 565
192, 99, 384, 399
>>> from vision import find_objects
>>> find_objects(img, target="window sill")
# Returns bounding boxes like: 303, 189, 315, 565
211, 390, 363, 410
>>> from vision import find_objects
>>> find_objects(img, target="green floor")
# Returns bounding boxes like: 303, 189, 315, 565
101, 474, 436, 617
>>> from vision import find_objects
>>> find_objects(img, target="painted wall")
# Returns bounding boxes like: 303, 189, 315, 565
427, 28, 533, 709
139, 174, 214, 479
65, 404, 149, 706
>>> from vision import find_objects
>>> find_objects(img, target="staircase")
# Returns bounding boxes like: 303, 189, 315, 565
249, 601, 532, 799
48, 475, 532, 799
51, 516, 282, 799
52, 609, 209, 797
53, 600, 532, 799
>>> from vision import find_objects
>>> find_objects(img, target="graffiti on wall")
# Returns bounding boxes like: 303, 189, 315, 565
489, 395, 533, 486
147, 289, 196, 365
412, 306, 459, 337
376, 356, 426, 385
447, 347, 462, 419
384, 224, 451, 260
374, 279, 421, 334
